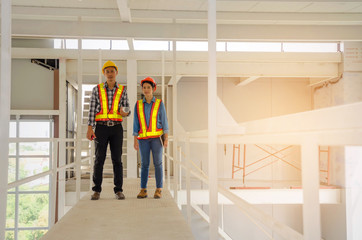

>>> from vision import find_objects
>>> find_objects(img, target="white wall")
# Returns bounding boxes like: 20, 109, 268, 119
11, 59, 54, 110
177, 76, 312, 239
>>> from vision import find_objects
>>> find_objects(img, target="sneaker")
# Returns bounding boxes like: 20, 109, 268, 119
154, 188, 162, 199
137, 189, 148, 199
91, 192, 100, 200
115, 191, 125, 200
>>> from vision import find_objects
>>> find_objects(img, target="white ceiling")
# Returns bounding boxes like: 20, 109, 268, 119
5, 0, 362, 41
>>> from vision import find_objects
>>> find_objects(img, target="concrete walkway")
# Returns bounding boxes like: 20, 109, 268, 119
42, 178, 194, 240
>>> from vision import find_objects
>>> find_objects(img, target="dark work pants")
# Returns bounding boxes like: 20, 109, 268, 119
92, 124, 123, 193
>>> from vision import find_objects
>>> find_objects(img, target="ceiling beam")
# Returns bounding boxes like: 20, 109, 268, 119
236, 76, 260, 87
11, 6, 362, 25
116, 0, 131, 23
11, 48, 342, 63
9, 19, 362, 41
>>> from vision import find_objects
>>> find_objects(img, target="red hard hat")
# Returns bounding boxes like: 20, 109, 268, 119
140, 77, 157, 91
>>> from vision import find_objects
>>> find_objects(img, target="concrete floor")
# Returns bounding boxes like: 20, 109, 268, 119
42, 178, 195, 240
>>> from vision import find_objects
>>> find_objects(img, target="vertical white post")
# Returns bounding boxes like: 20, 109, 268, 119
58, 58, 67, 219
90, 142, 95, 190
98, 50, 102, 84
50, 140, 58, 227
208, 0, 218, 239
301, 140, 321, 240
0, 1, 11, 239
76, 39, 83, 201
186, 134, 192, 226
345, 146, 362, 240
127, 59, 138, 178
172, 40, 178, 202
162, 51, 166, 182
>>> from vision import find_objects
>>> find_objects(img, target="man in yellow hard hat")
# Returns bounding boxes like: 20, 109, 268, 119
87, 60, 130, 200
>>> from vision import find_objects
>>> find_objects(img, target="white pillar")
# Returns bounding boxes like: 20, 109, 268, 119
301, 140, 321, 240
98, 50, 102, 84
0, 1, 11, 239
208, 0, 218, 239
58, 58, 67, 219
76, 39, 83, 201
127, 59, 138, 178
172, 40, 179, 202
161, 52, 166, 182
345, 146, 362, 240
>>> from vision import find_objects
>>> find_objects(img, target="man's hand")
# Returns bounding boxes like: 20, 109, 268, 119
119, 107, 130, 117
87, 126, 96, 141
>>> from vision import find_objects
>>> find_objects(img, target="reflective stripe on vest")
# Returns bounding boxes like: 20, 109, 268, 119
137, 98, 163, 139
95, 83, 124, 122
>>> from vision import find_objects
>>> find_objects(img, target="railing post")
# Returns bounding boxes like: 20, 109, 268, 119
174, 146, 179, 205
50, 139, 58, 227
166, 143, 171, 191
185, 134, 191, 226
90, 141, 95, 190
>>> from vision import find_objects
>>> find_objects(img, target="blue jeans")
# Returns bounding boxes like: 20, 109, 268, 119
139, 137, 163, 189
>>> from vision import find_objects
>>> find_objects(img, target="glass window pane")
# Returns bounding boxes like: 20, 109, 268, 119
19, 142, 50, 156
54, 39, 62, 49
134, 40, 169, 51
6, 194, 15, 228
18, 194, 49, 228
176, 41, 208, 51
19, 122, 50, 138
18, 230, 47, 240
65, 39, 78, 49
9, 122, 16, 137
82, 39, 110, 50
19, 176, 50, 192
227, 42, 282, 52
112, 40, 129, 50
217, 42, 226, 51
5, 231, 14, 240
283, 42, 338, 52
9, 143, 16, 155
8, 158, 16, 184
18, 158, 49, 180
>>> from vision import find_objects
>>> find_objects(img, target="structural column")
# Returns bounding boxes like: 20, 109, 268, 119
75, 39, 83, 201
127, 59, 138, 178
0, 1, 11, 239
345, 146, 362, 240
208, 0, 218, 239
301, 140, 321, 240
58, 58, 67, 219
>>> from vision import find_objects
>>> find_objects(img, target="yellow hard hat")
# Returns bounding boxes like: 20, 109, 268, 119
102, 60, 118, 74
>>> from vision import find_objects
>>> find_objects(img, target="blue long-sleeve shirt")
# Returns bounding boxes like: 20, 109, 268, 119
133, 97, 169, 136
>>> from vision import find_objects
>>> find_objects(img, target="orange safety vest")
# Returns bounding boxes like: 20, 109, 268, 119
95, 83, 124, 122
137, 98, 164, 139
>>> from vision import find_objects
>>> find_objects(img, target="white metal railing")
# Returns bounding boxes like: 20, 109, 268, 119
7, 137, 94, 229
165, 138, 303, 240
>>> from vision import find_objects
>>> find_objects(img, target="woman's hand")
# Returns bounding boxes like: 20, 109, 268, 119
134, 136, 139, 151
163, 139, 168, 148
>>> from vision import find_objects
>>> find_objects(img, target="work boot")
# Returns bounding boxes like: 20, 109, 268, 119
137, 189, 147, 199
115, 191, 125, 200
154, 188, 162, 199
91, 192, 100, 200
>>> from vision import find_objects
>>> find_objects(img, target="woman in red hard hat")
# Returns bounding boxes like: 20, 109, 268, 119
133, 77, 169, 199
